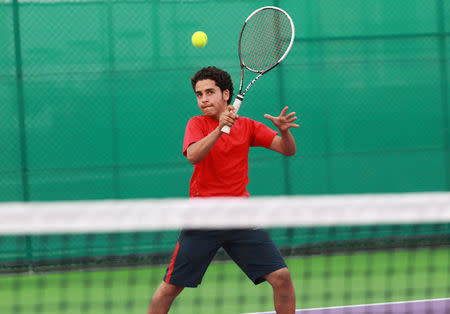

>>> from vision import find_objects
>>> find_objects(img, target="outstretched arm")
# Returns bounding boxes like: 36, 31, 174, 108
264, 106, 299, 156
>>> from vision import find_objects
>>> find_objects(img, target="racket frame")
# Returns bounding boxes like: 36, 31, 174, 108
222, 6, 295, 134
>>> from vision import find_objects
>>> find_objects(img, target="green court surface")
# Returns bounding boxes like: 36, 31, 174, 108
0, 248, 448, 314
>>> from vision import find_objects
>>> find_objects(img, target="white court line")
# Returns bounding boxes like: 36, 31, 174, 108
244, 298, 450, 314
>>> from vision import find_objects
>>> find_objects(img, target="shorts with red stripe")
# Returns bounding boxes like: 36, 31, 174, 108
163, 228, 287, 287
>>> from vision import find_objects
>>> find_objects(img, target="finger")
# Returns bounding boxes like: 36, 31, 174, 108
287, 116, 298, 122
264, 114, 275, 120
289, 123, 300, 128
280, 106, 289, 116
286, 112, 296, 119
224, 115, 238, 124
225, 112, 237, 119
227, 105, 236, 113
223, 119, 234, 126
223, 116, 234, 123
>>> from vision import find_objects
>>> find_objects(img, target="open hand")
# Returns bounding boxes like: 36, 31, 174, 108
264, 106, 299, 132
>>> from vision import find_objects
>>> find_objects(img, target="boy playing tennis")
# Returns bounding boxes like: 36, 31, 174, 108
148, 66, 298, 314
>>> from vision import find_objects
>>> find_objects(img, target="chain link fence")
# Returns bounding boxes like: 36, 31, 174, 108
1, 0, 449, 201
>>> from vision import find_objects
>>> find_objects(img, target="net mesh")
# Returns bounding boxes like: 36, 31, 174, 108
0, 192, 449, 314
240, 8, 293, 72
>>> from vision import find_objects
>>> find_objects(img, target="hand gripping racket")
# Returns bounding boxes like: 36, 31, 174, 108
221, 6, 295, 134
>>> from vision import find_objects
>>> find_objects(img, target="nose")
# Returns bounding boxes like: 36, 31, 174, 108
200, 94, 208, 103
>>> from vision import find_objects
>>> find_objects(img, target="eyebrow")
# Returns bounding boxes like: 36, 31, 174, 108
195, 88, 215, 94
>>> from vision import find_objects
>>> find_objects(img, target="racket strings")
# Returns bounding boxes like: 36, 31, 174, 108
240, 8, 293, 72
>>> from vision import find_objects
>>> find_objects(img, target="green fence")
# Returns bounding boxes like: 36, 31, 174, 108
1, 0, 450, 201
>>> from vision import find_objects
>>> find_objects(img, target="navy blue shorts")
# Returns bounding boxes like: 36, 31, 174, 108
163, 228, 287, 287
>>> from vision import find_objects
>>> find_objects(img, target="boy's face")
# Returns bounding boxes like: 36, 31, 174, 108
194, 79, 230, 120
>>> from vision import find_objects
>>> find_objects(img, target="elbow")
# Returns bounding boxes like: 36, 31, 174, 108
283, 147, 296, 157
187, 156, 198, 164
186, 147, 197, 164
284, 151, 296, 157
186, 152, 200, 164
186, 145, 202, 164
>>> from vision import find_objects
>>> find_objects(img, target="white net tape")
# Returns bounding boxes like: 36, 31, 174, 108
0, 192, 449, 234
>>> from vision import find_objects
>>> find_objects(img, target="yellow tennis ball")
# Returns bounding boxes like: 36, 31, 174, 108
191, 31, 208, 48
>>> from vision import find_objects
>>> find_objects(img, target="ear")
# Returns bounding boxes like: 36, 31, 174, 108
223, 89, 230, 103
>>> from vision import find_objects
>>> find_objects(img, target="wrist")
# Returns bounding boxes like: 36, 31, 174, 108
215, 126, 224, 136
279, 128, 290, 135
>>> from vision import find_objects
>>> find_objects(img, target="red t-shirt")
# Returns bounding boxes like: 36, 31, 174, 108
183, 115, 277, 197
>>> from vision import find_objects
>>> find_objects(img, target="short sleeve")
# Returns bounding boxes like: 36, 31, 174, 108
183, 117, 206, 156
250, 120, 278, 148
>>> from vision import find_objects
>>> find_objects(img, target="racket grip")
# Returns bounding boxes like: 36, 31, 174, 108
221, 95, 243, 134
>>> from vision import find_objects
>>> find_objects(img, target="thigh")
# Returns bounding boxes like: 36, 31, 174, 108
163, 229, 222, 287
223, 229, 287, 285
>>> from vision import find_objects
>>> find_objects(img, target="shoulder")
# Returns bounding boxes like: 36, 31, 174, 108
187, 115, 209, 127
185, 115, 218, 137
188, 115, 207, 123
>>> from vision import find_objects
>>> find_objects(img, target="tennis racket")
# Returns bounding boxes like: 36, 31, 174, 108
221, 6, 295, 134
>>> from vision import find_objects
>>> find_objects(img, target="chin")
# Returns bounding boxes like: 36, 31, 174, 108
204, 112, 219, 120
202, 109, 215, 116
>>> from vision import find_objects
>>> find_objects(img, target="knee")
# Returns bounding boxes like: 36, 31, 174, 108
163, 286, 184, 298
266, 268, 293, 288
148, 283, 184, 314
154, 282, 184, 299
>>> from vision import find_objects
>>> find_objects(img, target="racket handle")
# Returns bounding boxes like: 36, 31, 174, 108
221, 95, 243, 134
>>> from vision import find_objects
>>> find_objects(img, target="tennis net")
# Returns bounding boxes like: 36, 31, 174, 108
0, 192, 449, 313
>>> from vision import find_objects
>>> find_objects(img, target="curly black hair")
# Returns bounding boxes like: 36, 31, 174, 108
190, 66, 234, 104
